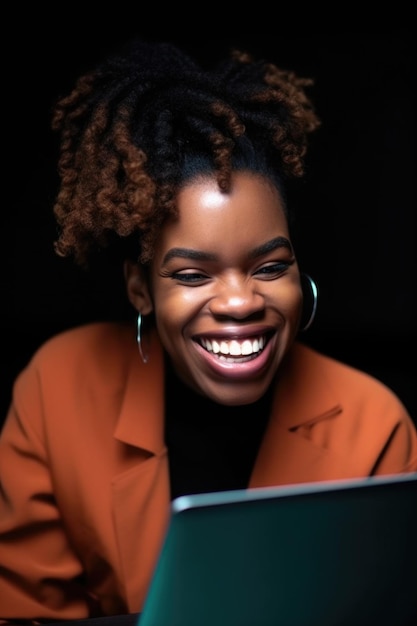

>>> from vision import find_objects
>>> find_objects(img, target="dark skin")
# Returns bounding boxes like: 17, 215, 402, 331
125, 170, 303, 407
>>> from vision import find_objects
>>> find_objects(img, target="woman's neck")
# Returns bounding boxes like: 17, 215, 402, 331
164, 354, 274, 427
164, 354, 275, 498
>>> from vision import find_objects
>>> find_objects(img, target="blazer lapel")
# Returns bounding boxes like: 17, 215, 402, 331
111, 329, 172, 611
250, 343, 358, 487
250, 418, 353, 487
112, 454, 171, 612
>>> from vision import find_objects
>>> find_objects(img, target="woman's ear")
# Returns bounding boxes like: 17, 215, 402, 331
123, 260, 154, 315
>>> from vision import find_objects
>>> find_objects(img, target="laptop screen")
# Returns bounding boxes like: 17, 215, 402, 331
138, 473, 417, 626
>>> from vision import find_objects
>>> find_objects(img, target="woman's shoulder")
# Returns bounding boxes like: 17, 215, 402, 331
292, 341, 407, 405
39, 319, 133, 346
287, 343, 417, 474
30, 320, 136, 371
4, 322, 138, 426
295, 341, 383, 379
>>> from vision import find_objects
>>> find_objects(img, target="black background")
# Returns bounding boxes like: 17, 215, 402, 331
2, 30, 416, 425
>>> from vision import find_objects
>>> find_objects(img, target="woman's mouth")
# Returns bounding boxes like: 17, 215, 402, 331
199, 336, 266, 363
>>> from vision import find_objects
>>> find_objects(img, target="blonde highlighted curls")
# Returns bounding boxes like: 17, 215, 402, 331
51, 40, 320, 268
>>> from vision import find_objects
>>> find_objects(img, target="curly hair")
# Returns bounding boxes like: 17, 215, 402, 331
51, 39, 320, 268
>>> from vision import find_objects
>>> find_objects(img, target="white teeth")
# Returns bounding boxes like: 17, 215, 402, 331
220, 341, 229, 354
229, 340, 241, 356
200, 336, 265, 357
241, 340, 253, 355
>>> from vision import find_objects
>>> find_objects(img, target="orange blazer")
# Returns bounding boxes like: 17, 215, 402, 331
1, 322, 416, 622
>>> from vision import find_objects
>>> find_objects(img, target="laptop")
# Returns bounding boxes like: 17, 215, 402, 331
138, 472, 417, 626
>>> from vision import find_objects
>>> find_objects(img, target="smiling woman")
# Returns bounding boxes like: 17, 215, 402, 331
1, 37, 416, 624
124, 172, 300, 406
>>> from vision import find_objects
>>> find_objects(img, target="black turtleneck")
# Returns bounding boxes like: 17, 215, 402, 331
164, 356, 273, 500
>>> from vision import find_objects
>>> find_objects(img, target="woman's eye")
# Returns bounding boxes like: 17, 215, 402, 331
255, 262, 290, 277
171, 272, 209, 284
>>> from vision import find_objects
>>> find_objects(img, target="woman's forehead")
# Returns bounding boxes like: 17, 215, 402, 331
154, 172, 290, 257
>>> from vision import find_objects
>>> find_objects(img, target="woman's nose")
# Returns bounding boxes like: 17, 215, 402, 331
209, 277, 265, 319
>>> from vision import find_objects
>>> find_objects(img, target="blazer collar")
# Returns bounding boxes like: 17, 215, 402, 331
271, 343, 342, 430
251, 343, 350, 486
113, 328, 166, 453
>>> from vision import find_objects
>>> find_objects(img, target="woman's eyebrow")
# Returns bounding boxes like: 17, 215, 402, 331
162, 248, 217, 264
249, 236, 293, 259
162, 237, 292, 265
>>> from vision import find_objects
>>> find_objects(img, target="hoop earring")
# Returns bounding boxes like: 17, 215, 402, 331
136, 312, 149, 364
300, 273, 318, 332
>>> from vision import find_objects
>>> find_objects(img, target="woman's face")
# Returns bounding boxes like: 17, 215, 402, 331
130, 171, 303, 405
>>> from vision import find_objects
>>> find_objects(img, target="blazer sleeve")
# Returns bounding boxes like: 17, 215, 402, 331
0, 363, 99, 623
